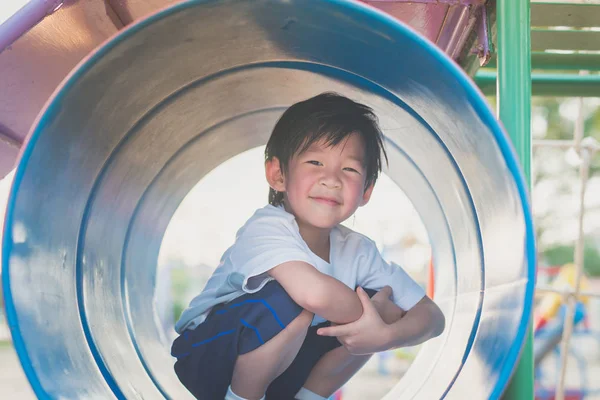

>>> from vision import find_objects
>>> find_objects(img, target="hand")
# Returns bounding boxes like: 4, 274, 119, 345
316, 287, 392, 355
370, 285, 393, 315
371, 286, 406, 324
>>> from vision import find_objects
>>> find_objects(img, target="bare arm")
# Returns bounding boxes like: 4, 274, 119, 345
370, 286, 407, 324
269, 261, 363, 324
317, 289, 445, 355
384, 296, 445, 349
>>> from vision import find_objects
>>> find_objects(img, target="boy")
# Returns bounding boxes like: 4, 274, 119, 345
171, 93, 445, 400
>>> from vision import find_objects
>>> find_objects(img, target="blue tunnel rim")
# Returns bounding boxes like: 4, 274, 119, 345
108, 60, 464, 397
347, 1, 536, 398
1, 0, 536, 399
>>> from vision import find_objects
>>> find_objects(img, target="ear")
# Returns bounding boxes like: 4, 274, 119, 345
265, 157, 286, 192
360, 183, 374, 206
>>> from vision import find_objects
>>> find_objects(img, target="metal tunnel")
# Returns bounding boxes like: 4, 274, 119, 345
1, 0, 535, 398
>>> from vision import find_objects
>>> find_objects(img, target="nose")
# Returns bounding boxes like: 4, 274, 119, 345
320, 168, 342, 189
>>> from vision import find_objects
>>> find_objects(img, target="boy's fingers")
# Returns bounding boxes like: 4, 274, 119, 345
356, 287, 377, 312
373, 285, 392, 300
317, 324, 348, 337
381, 285, 393, 298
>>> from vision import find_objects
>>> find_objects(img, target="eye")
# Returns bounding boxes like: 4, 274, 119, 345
307, 160, 322, 166
343, 167, 360, 174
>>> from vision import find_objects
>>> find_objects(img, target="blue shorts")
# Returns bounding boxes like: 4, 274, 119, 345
171, 281, 376, 400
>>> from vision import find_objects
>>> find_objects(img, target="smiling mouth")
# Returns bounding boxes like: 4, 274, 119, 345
311, 197, 341, 206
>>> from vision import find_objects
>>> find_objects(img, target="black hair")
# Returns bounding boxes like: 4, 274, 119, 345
265, 92, 388, 206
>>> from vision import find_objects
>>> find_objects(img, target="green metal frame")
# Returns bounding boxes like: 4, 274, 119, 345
497, 0, 533, 399
474, 1, 600, 398
476, 1, 600, 97
476, 71, 600, 97
487, 52, 600, 72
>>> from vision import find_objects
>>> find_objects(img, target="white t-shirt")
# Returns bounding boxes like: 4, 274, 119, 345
174, 205, 425, 333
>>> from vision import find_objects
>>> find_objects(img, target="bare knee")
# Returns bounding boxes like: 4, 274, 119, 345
231, 309, 314, 399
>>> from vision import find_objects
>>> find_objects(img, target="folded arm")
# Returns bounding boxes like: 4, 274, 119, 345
268, 261, 363, 324
317, 287, 445, 355
384, 295, 445, 349
352, 248, 445, 351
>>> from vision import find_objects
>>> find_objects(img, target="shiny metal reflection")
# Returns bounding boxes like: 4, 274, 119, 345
1, 1, 535, 399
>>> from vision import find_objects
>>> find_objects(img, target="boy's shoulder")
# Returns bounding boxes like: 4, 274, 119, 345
237, 204, 298, 238
253, 204, 293, 219
333, 223, 377, 252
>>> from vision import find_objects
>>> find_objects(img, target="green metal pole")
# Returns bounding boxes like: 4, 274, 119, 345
497, 0, 534, 399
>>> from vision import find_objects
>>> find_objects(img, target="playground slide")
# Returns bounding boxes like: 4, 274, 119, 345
1, 1, 535, 399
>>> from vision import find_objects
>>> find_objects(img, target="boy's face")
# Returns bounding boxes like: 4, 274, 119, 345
273, 133, 373, 230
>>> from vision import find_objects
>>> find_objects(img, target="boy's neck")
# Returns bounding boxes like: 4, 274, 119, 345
296, 221, 331, 263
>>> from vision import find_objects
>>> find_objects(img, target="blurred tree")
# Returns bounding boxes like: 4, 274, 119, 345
168, 257, 192, 321
530, 98, 600, 250
488, 96, 600, 272
542, 240, 600, 277
532, 97, 600, 174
